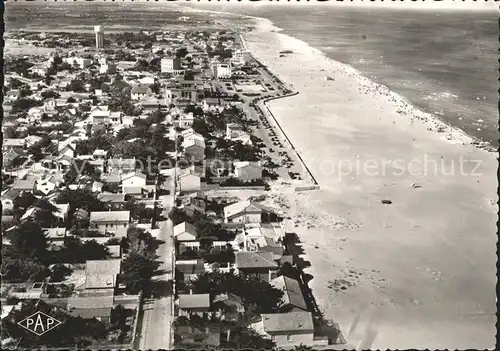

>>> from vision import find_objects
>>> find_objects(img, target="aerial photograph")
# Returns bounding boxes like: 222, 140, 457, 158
1, 0, 498, 349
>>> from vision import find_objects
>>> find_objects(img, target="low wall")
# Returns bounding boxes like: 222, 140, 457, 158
294, 185, 321, 192
220, 185, 266, 190
130, 291, 143, 348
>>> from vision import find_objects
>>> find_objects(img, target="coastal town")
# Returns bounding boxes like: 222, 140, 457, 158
1, 24, 336, 349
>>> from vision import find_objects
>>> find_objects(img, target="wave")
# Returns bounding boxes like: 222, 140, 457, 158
244, 15, 493, 150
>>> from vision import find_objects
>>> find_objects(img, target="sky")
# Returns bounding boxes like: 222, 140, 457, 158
186, 0, 498, 11
7, 0, 497, 11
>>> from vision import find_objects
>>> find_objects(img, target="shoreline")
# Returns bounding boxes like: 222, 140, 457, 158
240, 16, 495, 152
243, 16, 497, 349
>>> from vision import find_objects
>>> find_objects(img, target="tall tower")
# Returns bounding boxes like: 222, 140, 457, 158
94, 25, 104, 49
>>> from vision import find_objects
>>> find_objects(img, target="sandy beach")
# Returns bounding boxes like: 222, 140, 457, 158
244, 18, 498, 349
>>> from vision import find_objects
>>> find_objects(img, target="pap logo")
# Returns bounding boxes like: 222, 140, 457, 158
18, 311, 62, 336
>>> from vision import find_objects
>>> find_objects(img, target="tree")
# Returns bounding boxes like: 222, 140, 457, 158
48, 237, 110, 264
56, 188, 106, 213
1, 255, 50, 282
5, 219, 48, 260
176, 47, 188, 58
13, 192, 36, 211
168, 207, 190, 225
229, 325, 275, 349
67, 96, 77, 103
293, 344, 315, 351
50, 264, 73, 282
11, 98, 42, 112
31, 198, 60, 228
67, 79, 85, 92
190, 271, 283, 314
1, 300, 107, 348
121, 252, 160, 294
9, 77, 24, 89
41, 89, 60, 99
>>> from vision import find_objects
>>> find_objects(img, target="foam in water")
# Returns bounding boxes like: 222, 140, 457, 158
248, 15, 491, 149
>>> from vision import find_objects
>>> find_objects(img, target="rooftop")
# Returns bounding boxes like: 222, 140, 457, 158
174, 221, 198, 238
179, 293, 210, 309
224, 200, 262, 219
235, 251, 278, 269
90, 210, 130, 222
270, 275, 308, 311
261, 311, 314, 333
85, 259, 121, 275
85, 274, 116, 289
68, 295, 114, 310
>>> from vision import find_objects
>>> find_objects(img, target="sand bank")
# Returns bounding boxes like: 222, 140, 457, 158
244, 18, 498, 349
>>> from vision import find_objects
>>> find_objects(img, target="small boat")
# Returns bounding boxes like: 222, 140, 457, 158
324, 76, 335, 81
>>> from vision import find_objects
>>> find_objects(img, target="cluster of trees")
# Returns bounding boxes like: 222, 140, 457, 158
75, 128, 115, 155
178, 244, 235, 265
26, 122, 75, 137
210, 138, 262, 162
112, 117, 176, 173
188, 270, 284, 315
111, 31, 153, 46
6, 57, 34, 77
1, 219, 110, 282
63, 159, 101, 184
11, 97, 43, 113
41, 89, 60, 99
24, 136, 52, 162
206, 45, 233, 59
114, 50, 136, 62
66, 78, 86, 93
1, 300, 107, 348
124, 199, 161, 224
119, 227, 162, 294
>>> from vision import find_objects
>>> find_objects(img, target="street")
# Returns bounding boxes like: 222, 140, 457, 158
137, 170, 176, 349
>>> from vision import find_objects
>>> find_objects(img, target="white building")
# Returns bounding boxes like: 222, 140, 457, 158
63, 57, 91, 68
99, 63, 117, 74
213, 63, 232, 79
231, 49, 251, 66
161, 57, 182, 74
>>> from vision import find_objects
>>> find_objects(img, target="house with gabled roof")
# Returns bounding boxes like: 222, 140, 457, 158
259, 311, 316, 347
223, 200, 262, 224
89, 210, 130, 234
178, 293, 211, 318
270, 275, 308, 312
176, 259, 205, 281
174, 222, 198, 242
178, 170, 201, 194
131, 85, 152, 100
90, 105, 110, 124
182, 137, 205, 163
121, 171, 147, 188
235, 251, 278, 282
67, 295, 114, 322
